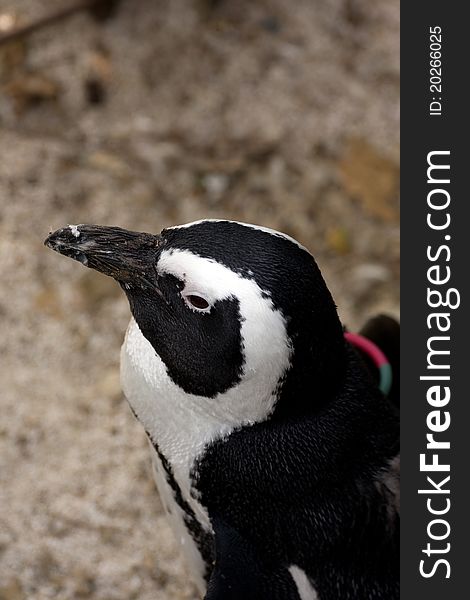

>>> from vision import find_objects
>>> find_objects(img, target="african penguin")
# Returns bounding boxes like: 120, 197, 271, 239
45, 220, 399, 600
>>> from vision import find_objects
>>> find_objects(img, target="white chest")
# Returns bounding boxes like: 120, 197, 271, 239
120, 318, 215, 592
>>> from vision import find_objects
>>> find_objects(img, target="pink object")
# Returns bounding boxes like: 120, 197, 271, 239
344, 331, 389, 368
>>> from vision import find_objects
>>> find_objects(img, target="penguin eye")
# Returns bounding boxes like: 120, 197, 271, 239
184, 294, 210, 311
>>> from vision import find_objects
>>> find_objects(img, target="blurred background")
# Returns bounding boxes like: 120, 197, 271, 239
0, 1, 399, 598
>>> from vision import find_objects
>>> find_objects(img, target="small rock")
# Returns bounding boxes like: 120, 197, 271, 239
5, 72, 60, 113
326, 227, 351, 255
0, 12, 16, 32
352, 263, 390, 284
84, 47, 112, 106
201, 173, 229, 200
350, 263, 391, 297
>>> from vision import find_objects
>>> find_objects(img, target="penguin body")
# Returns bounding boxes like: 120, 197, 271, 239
45, 220, 399, 599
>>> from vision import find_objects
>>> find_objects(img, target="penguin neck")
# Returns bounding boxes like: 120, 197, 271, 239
275, 314, 347, 418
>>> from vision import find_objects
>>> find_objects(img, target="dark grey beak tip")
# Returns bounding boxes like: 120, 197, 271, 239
44, 224, 79, 248
44, 225, 90, 266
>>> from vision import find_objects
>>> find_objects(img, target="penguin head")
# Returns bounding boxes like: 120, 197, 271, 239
45, 220, 345, 423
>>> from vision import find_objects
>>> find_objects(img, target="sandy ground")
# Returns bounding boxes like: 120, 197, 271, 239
0, 1, 399, 598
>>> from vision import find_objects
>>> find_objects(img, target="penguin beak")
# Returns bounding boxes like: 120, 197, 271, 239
44, 224, 163, 292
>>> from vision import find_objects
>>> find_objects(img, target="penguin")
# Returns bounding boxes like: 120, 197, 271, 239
45, 220, 399, 600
